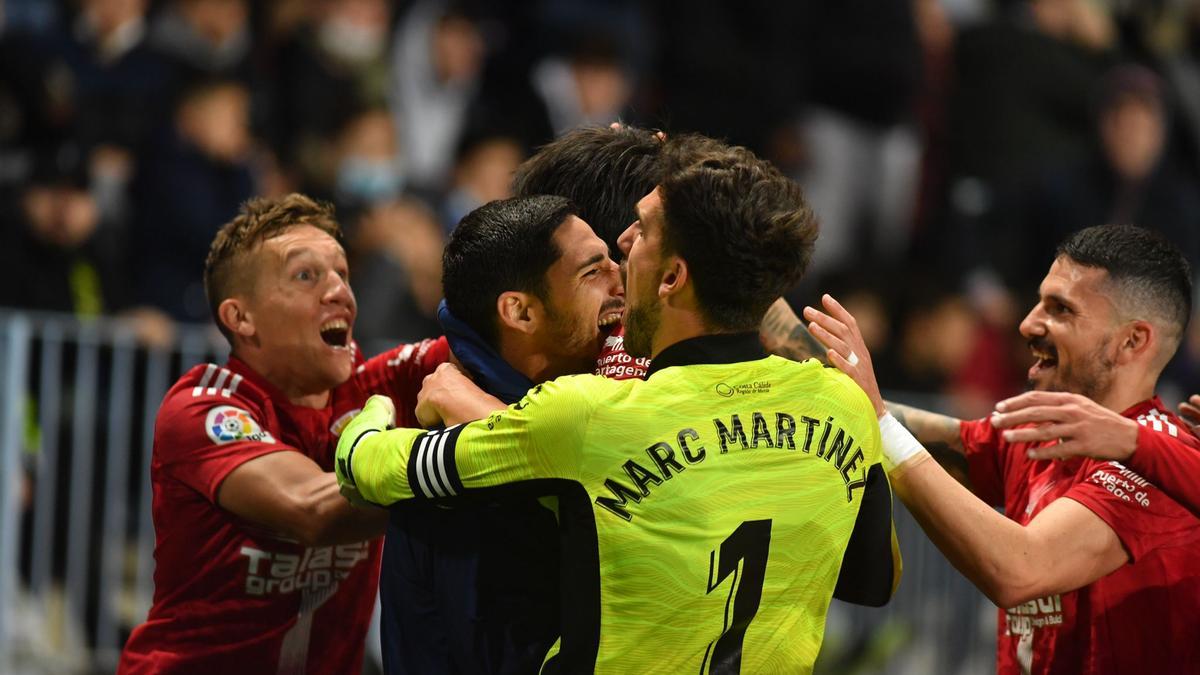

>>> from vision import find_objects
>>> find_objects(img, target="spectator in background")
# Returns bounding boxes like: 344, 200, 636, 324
530, 34, 633, 136
269, 0, 394, 196
1028, 65, 1200, 269
391, 0, 486, 192
132, 78, 254, 323
332, 108, 407, 215
335, 108, 445, 346
34, 0, 172, 225
438, 131, 524, 233
793, 0, 924, 285
149, 0, 253, 82
652, 0, 804, 155
940, 0, 1117, 293
0, 145, 118, 315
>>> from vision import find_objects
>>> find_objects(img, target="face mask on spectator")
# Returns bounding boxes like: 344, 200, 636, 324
319, 16, 387, 64
336, 157, 404, 205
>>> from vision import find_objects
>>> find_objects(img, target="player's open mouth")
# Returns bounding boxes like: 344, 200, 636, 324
320, 319, 351, 349
598, 303, 624, 334
1028, 341, 1057, 376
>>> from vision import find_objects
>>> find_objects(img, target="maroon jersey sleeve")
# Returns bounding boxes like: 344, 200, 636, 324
960, 417, 1008, 508
1065, 459, 1197, 562
155, 387, 292, 503
1124, 424, 1200, 518
353, 337, 451, 427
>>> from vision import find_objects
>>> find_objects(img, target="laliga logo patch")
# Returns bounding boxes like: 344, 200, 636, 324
330, 408, 362, 437
205, 406, 275, 444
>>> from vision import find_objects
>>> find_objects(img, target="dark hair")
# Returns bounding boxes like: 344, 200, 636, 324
443, 195, 576, 346
513, 125, 663, 255
657, 134, 819, 331
1057, 224, 1192, 344
205, 194, 342, 342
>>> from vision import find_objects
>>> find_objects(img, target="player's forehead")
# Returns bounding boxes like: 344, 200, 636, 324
634, 187, 664, 234
552, 214, 609, 266
260, 225, 346, 265
1039, 257, 1107, 300
1038, 257, 1118, 319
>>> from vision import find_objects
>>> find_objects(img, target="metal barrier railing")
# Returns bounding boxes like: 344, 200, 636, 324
0, 310, 227, 673
0, 308, 995, 674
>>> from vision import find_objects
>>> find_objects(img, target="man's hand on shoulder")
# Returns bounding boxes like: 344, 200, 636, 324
335, 395, 395, 505
991, 391, 1139, 462
802, 294, 885, 417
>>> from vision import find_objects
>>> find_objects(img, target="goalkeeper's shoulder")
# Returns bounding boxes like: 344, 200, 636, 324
517, 372, 633, 412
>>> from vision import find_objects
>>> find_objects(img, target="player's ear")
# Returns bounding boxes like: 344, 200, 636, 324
497, 291, 539, 335
658, 255, 688, 300
1117, 320, 1154, 365
218, 297, 256, 339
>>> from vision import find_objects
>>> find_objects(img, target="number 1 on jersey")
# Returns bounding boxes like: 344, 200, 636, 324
700, 519, 772, 674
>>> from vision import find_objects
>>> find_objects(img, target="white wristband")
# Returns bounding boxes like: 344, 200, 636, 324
878, 412, 926, 471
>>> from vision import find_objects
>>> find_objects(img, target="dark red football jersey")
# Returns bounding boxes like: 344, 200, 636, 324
120, 338, 449, 675
593, 324, 650, 380
1124, 410, 1200, 518
960, 397, 1200, 675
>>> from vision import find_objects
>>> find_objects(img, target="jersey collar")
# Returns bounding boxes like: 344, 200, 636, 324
646, 332, 766, 378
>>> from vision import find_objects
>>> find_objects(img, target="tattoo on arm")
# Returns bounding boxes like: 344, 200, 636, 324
759, 299, 827, 364
887, 401, 964, 455
778, 323, 827, 363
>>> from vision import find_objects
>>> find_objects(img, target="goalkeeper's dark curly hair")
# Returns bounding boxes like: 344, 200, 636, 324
205, 193, 342, 343
657, 135, 819, 332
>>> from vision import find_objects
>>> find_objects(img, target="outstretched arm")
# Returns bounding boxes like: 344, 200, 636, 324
804, 295, 1128, 608
219, 451, 387, 546
337, 385, 587, 507
886, 402, 964, 455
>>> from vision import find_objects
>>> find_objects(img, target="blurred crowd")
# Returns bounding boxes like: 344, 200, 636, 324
2, 0, 1198, 417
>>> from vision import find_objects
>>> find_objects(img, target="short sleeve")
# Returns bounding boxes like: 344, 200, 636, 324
353, 337, 451, 426
155, 393, 291, 502
960, 417, 1007, 507
1125, 425, 1200, 518
1065, 460, 1197, 562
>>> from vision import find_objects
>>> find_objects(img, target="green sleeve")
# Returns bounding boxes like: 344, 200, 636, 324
340, 378, 595, 506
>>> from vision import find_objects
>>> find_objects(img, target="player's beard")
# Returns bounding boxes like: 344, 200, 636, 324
1030, 335, 1117, 402
542, 298, 599, 374
623, 292, 660, 359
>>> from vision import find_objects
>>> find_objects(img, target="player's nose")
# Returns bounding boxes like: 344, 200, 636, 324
617, 223, 637, 258
603, 258, 623, 294
1018, 304, 1044, 339
325, 272, 355, 308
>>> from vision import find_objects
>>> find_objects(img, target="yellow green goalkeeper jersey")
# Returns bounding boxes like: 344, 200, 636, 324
339, 333, 900, 674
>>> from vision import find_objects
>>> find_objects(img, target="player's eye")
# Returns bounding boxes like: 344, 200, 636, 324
295, 268, 315, 282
